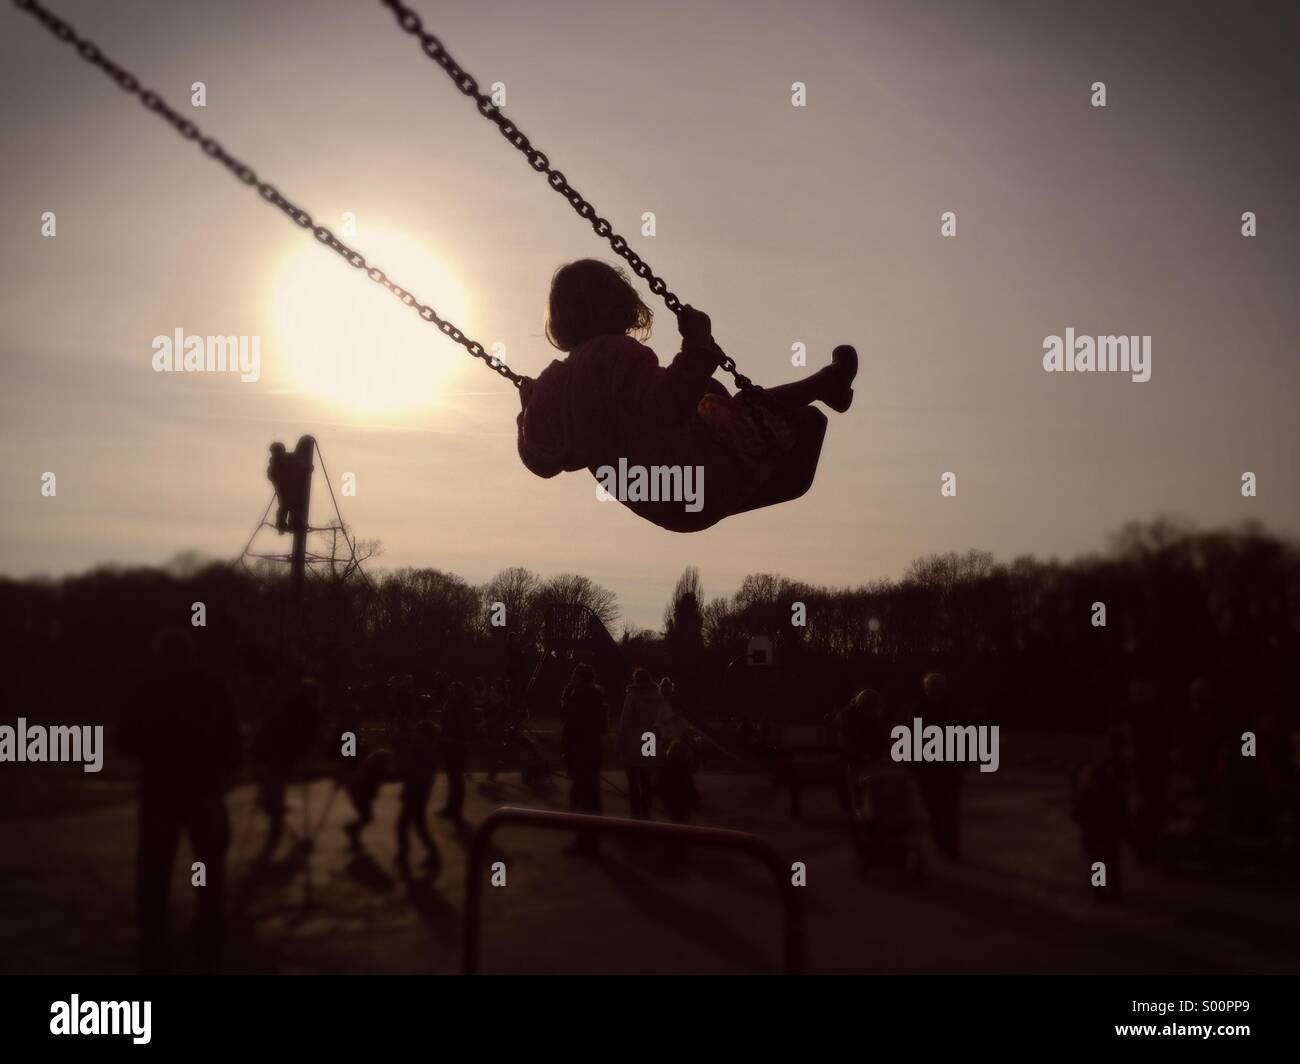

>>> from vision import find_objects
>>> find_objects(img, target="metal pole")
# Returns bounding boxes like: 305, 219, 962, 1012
462, 806, 804, 974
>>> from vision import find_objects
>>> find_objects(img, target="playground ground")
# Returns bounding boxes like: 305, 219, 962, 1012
1, 747, 1297, 975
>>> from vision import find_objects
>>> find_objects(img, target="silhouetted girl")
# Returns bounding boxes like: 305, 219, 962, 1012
517, 260, 857, 531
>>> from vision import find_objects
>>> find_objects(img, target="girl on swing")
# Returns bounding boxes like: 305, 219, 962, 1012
516, 259, 858, 532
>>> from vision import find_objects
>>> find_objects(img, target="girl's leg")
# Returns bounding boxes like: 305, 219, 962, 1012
761, 346, 857, 413
763, 377, 828, 410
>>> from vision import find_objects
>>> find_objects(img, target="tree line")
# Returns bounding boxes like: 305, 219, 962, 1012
1, 518, 1295, 730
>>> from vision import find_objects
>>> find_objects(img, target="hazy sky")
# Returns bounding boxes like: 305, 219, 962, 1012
2, 0, 1298, 630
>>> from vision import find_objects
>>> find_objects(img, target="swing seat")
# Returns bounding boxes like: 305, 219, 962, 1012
617, 405, 829, 534
735, 405, 828, 517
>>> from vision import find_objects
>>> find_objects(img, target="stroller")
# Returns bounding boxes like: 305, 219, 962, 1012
850, 760, 927, 881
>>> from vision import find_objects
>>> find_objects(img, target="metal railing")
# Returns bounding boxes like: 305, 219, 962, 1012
462, 806, 805, 974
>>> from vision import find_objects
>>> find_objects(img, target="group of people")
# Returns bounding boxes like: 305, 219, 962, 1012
827, 668, 1296, 897
340, 665, 708, 869
113, 632, 1298, 974
1073, 674, 1296, 900
118, 632, 335, 973
559, 666, 701, 857
337, 675, 483, 874
832, 671, 967, 862
116, 643, 521, 973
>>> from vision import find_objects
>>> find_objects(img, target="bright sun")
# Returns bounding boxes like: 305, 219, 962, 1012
269, 226, 471, 419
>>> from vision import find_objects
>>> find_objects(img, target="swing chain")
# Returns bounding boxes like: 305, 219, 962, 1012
379, 0, 761, 399
13, 0, 526, 389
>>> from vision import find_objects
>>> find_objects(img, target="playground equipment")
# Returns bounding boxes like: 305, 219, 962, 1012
461, 806, 804, 974
238, 435, 379, 613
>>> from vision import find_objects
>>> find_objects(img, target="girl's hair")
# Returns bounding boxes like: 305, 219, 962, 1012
631, 666, 654, 686
546, 259, 653, 352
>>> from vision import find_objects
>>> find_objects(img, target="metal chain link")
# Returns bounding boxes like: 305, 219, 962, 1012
14, 0, 525, 388
378, 0, 762, 398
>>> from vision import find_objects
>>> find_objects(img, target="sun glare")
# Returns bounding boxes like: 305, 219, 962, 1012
269, 227, 471, 419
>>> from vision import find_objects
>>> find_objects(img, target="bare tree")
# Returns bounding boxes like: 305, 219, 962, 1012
663, 565, 704, 634
481, 565, 544, 645
537, 573, 619, 630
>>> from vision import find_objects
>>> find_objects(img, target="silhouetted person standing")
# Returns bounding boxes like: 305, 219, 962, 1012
266, 442, 292, 533
1126, 678, 1170, 863
287, 437, 315, 532
396, 719, 442, 875
620, 668, 669, 818
658, 675, 678, 719
117, 630, 241, 974
438, 681, 475, 822
251, 677, 322, 863
1073, 729, 1128, 902
835, 688, 887, 811
909, 672, 966, 861
561, 664, 607, 856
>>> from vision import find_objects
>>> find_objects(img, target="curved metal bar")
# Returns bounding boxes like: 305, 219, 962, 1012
462, 806, 804, 974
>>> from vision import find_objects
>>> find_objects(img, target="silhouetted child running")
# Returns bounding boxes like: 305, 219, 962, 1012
343, 749, 392, 853
517, 259, 858, 531
395, 719, 442, 877
251, 677, 321, 864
